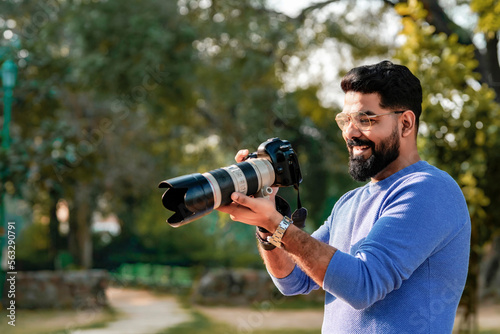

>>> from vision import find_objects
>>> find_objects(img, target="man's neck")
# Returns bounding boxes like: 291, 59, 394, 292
371, 151, 421, 183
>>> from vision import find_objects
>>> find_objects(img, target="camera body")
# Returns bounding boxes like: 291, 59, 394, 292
159, 138, 302, 227
248, 138, 302, 187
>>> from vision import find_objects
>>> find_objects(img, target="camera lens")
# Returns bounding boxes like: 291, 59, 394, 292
159, 158, 275, 227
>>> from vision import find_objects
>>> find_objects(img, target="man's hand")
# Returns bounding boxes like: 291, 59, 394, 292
234, 149, 249, 164
217, 192, 283, 232
216, 149, 283, 232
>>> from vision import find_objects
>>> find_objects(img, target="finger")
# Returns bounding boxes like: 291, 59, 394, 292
231, 192, 260, 211
235, 149, 249, 163
271, 186, 279, 197
216, 202, 239, 215
217, 201, 257, 222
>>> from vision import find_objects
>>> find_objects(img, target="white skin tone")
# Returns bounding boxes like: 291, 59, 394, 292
217, 92, 421, 285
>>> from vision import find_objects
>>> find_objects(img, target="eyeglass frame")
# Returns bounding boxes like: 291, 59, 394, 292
335, 110, 406, 132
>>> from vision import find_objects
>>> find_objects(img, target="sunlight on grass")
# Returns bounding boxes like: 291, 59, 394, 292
157, 310, 319, 334
0, 307, 119, 334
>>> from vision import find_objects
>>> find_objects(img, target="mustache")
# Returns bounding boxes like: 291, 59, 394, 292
347, 138, 373, 148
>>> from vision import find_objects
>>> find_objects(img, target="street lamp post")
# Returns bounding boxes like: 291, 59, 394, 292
0, 59, 17, 293
2, 59, 17, 148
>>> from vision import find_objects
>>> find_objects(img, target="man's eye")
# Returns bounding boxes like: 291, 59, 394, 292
358, 117, 370, 124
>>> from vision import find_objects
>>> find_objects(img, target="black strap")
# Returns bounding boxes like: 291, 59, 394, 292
295, 184, 302, 209
291, 184, 307, 229
256, 184, 307, 250
255, 230, 276, 251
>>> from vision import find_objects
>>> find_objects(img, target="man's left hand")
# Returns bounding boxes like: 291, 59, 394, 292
217, 192, 283, 232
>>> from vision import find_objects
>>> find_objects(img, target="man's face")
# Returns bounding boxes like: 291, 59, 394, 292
340, 92, 402, 182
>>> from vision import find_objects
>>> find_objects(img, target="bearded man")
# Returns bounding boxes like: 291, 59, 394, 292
218, 60, 471, 334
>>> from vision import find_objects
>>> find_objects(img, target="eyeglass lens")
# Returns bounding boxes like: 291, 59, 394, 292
336, 113, 371, 131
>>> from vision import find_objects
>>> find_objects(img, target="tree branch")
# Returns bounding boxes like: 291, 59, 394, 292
297, 0, 341, 21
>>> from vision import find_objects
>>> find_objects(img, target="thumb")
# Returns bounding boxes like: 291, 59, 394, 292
231, 192, 244, 203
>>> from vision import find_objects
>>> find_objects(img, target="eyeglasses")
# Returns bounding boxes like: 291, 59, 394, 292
335, 111, 405, 131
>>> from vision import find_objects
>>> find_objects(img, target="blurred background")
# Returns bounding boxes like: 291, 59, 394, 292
0, 0, 500, 333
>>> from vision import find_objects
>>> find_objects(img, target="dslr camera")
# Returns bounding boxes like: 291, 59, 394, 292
159, 138, 302, 227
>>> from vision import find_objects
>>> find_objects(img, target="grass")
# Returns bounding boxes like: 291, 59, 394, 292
0, 306, 119, 334
158, 305, 500, 334
157, 311, 319, 334
1, 303, 499, 334
2, 290, 498, 334
158, 310, 500, 334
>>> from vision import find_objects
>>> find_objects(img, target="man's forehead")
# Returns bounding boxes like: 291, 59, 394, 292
343, 92, 381, 110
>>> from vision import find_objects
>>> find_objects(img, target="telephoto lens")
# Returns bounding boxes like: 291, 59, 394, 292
159, 138, 302, 227
159, 158, 275, 227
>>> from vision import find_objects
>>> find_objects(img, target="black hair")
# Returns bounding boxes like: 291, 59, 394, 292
341, 60, 422, 129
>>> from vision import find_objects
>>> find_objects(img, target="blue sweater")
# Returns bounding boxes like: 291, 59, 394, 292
271, 161, 471, 333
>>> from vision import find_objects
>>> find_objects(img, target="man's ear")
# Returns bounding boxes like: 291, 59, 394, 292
401, 110, 416, 137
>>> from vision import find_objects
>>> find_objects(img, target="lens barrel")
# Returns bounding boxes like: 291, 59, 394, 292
159, 158, 274, 227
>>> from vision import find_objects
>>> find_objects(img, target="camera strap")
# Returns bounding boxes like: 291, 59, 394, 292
291, 184, 307, 229
258, 187, 307, 236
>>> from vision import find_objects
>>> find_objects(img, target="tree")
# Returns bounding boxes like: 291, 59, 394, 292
0, 0, 199, 268
1, 0, 349, 270
267, 1, 500, 330
393, 1, 500, 331
3, 2, 499, 329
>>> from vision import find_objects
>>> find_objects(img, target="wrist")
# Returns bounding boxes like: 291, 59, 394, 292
255, 228, 276, 251
256, 213, 283, 251
257, 226, 272, 236
267, 216, 293, 248
267, 212, 284, 234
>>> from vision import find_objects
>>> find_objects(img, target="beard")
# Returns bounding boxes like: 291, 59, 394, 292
348, 126, 400, 182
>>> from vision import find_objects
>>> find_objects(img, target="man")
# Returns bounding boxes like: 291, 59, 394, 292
218, 60, 471, 333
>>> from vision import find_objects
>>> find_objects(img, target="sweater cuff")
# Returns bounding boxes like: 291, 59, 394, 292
323, 250, 357, 294
269, 264, 303, 293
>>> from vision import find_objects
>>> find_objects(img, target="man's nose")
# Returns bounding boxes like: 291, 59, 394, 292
343, 120, 362, 139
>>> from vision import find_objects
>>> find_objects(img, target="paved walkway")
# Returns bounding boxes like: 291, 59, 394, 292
196, 305, 323, 331
70, 287, 500, 333
72, 288, 191, 334
199, 304, 500, 332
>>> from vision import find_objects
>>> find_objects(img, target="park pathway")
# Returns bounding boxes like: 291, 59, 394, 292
70, 287, 500, 333
72, 288, 191, 334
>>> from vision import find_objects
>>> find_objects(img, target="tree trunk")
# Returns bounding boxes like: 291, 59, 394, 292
458, 218, 480, 334
68, 182, 93, 269
48, 187, 63, 258
484, 35, 500, 102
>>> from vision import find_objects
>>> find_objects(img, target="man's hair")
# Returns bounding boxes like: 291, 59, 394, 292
340, 60, 423, 129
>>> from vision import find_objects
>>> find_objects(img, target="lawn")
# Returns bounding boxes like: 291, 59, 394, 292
158, 309, 500, 334
157, 310, 319, 334
0, 307, 118, 334
1, 297, 499, 334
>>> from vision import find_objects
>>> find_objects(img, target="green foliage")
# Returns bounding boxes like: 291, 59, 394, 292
4, 0, 499, 293
15, 221, 53, 270
395, 1, 500, 329
0, 0, 397, 270
471, 0, 500, 36
395, 0, 500, 241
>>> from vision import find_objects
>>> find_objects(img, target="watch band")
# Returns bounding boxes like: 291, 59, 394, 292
255, 230, 276, 251
267, 216, 293, 248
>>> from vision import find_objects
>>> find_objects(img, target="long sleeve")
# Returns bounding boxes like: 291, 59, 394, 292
269, 222, 331, 295
323, 172, 469, 309
266, 161, 471, 333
